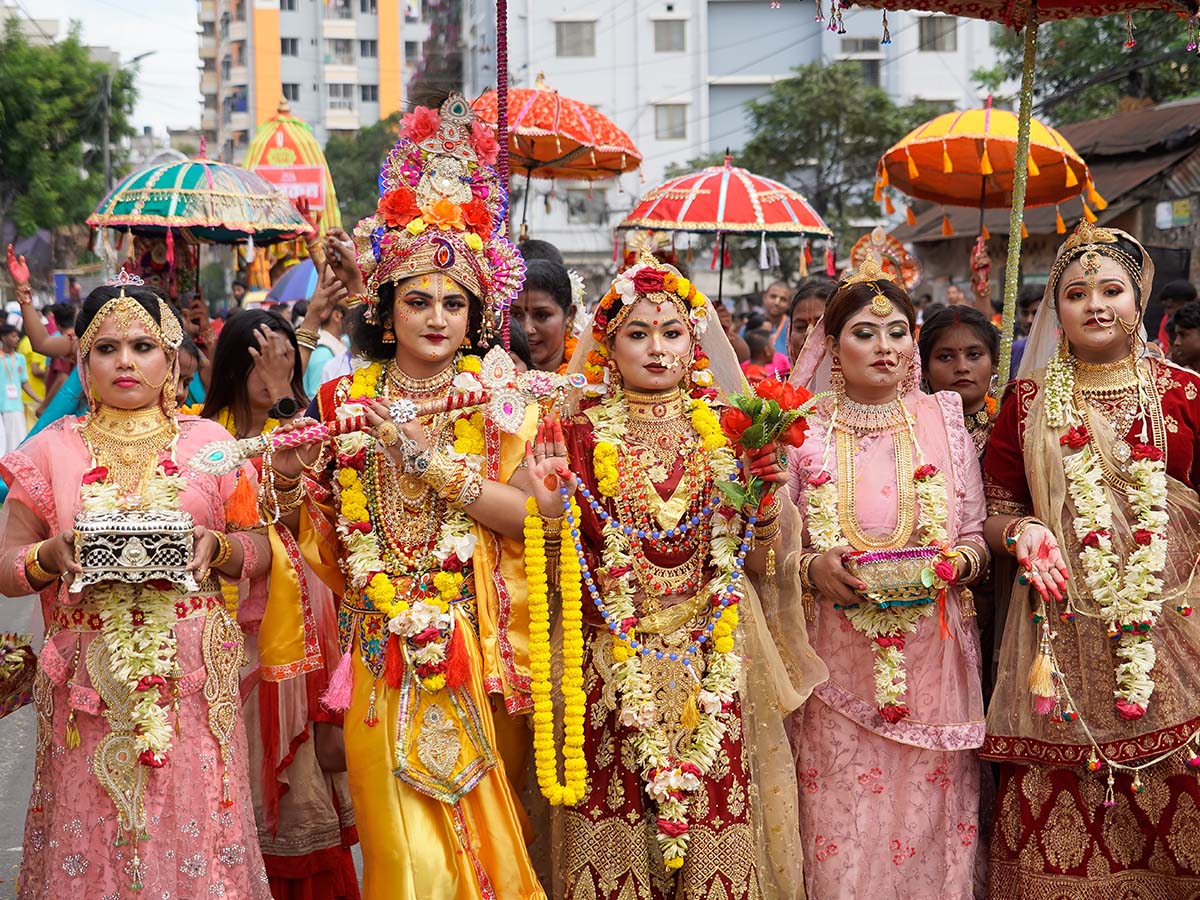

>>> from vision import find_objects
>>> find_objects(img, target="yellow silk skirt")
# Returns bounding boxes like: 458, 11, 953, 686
343, 615, 546, 900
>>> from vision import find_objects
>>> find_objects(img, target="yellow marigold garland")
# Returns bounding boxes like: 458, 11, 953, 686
453, 412, 486, 455
689, 398, 726, 452
524, 496, 588, 805
593, 441, 619, 497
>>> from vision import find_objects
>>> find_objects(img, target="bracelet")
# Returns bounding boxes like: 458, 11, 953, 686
448, 470, 484, 509
541, 513, 564, 543
798, 551, 820, 591
274, 481, 305, 511
209, 531, 233, 571
1003, 516, 1042, 554
294, 328, 319, 350
25, 541, 57, 585
955, 542, 988, 585
798, 551, 819, 622
752, 517, 782, 545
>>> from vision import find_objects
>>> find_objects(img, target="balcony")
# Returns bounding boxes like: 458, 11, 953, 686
202, 108, 218, 131
228, 64, 248, 85
322, 16, 356, 40
198, 0, 216, 23
230, 110, 249, 132
324, 106, 359, 131
199, 38, 217, 59
323, 63, 358, 84
229, 18, 247, 42
201, 70, 218, 93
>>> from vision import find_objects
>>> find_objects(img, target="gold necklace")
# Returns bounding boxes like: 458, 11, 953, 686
835, 427, 916, 550
963, 407, 992, 456
386, 359, 455, 399
1075, 354, 1139, 397
81, 405, 177, 495
624, 387, 692, 475
832, 394, 908, 435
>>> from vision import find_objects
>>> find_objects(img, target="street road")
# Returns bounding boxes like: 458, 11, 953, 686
0, 595, 39, 900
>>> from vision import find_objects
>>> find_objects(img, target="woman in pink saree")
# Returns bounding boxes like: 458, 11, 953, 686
0, 275, 317, 898
787, 258, 989, 899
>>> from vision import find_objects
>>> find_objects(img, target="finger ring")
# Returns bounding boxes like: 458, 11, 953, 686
775, 450, 788, 469
376, 422, 401, 446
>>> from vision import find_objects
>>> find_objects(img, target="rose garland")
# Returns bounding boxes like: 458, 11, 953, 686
334, 356, 485, 692
570, 390, 743, 869
523, 497, 587, 805
805, 415, 953, 721
80, 455, 187, 767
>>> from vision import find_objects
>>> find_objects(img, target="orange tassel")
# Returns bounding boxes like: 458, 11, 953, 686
907, 151, 918, 180
224, 471, 260, 530
1027, 153, 1040, 177
942, 144, 953, 174
980, 145, 993, 176
384, 633, 405, 689
981, 224, 990, 240
1021, 221, 1029, 239
1055, 205, 1066, 234
1065, 160, 1079, 188
443, 624, 471, 690
873, 180, 883, 203
941, 213, 954, 236
879, 164, 890, 188
1082, 200, 1097, 223
1088, 180, 1108, 211
905, 206, 917, 226
883, 194, 895, 215
938, 589, 953, 641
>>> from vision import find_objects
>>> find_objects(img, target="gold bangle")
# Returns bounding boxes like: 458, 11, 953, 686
25, 541, 57, 585
798, 551, 819, 590
753, 518, 781, 545
209, 532, 233, 571
1003, 516, 1042, 554
541, 513, 564, 543
449, 471, 484, 509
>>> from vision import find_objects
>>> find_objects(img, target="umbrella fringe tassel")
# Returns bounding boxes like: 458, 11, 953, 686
1021, 221, 1029, 240
1027, 153, 1040, 178
980, 146, 993, 176
981, 224, 990, 240
942, 213, 954, 236
905, 206, 917, 226
907, 151, 918, 180
1065, 160, 1079, 188
1087, 180, 1108, 211
1056, 205, 1066, 234
942, 144, 953, 174
883, 194, 895, 215
1082, 199, 1097, 224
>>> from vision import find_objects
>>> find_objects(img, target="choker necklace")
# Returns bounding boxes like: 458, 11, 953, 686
386, 359, 455, 398
624, 386, 685, 421
832, 394, 908, 435
1074, 355, 1139, 397
81, 405, 177, 493
963, 405, 992, 456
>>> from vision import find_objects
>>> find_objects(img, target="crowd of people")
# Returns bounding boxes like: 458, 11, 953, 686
2, 91, 1200, 900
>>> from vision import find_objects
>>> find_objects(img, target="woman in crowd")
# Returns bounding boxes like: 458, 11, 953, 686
270, 94, 545, 900
788, 257, 989, 899
199, 308, 359, 900
918, 305, 999, 461
788, 275, 837, 365
524, 251, 823, 899
510, 258, 577, 374
981, 220, 1200, 898
0, 272, 311, 897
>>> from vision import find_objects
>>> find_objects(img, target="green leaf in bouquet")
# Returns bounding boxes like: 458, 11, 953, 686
717, 479, 752, 509
920, 567, 935, 589
739, 423, 766, 448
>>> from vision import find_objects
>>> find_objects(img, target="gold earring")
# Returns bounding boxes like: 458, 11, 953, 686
382, 321, 396, 344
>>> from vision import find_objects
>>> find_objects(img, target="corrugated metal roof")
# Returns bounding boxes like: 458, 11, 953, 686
1059, 98, 1200, 159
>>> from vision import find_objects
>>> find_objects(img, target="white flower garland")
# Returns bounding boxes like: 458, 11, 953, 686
805, 409, 951, 718
585, 391, 743, 869
80, 457, 186, 766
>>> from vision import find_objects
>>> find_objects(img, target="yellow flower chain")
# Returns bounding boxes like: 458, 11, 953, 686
689, 398, 727, 452
593, 441, 619, 497
453, 412, 486, 456
524, 497, 588, 805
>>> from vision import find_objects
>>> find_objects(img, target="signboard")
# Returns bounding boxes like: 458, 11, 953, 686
254, 165, 327, 210
1155, 198, 1191, 230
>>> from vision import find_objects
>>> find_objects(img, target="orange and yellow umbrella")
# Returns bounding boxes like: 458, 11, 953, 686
243, 99, 341, 235
875, 101, 1104, 238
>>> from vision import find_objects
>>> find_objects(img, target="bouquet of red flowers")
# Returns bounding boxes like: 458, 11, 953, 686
718, 379, 816, 511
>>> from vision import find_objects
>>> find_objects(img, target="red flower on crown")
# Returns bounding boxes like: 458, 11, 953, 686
632, 268, 666, 294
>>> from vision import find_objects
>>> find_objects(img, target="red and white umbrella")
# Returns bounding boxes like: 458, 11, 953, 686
619, 155, 831, 297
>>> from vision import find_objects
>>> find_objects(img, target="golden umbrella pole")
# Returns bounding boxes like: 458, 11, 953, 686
998, 14, 1039, 388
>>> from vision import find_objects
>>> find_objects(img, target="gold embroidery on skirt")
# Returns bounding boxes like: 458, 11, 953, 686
416, 704, 461, 780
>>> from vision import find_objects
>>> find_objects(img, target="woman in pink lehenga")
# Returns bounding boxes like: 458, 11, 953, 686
0, 274, 317, 898
787, 258, 989, 899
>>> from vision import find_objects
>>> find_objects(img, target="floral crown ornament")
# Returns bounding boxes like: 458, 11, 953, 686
78, 269, 185, 357
1047, 219, 1144, 300
352, 93, 525, 338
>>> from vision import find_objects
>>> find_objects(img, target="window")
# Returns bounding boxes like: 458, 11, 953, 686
282, 83, 300, 102
654, 104, 686, 140
360, 84, 378, 102
919, 16, 957, 52
326, 38, 354, 65
280, 37, 299, 56
280, 0, 296, 10
330, 0, 354, 20
555, 21, 595, 57
653, 20, 685, 53
328, 83, 355, 110
360, 0, 377, 12
359, 39, 377, 57
566, 188, 606, 225
841, 37, 876, 54
404, 40, 419, 59
858, 59, 881, 87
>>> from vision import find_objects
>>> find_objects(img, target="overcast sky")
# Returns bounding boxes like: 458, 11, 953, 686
34, 0, 201, 134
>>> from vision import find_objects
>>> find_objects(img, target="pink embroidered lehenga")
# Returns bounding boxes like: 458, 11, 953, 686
788, 352, 988, 898
0, 415, 300, 898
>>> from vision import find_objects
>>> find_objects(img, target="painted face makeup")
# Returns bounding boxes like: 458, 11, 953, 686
389, 272, 471, 375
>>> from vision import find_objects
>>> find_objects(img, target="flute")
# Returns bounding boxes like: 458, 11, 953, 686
188, 391, 488, 476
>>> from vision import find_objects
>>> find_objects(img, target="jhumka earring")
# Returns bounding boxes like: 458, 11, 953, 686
830, 355, 845, 393
382, 320, 396, 344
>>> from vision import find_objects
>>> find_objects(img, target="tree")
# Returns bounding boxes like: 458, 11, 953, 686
0, 21, 137, 237
975, 14, 1200, 126
324, 112, 402, 225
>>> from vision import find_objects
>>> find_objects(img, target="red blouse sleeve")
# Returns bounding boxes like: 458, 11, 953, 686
1154, 361, 1200, 491
982, 380, 1036, 517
